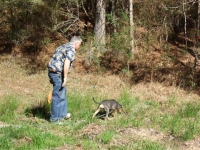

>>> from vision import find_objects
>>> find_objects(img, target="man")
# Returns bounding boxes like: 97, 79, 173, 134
48, 36, 82, 124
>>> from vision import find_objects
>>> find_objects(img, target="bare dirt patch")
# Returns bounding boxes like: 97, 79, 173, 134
179, 138, 200, 150
14, 136, 33, 146
78, 123, 200, 150
49, 144, 84, 150
79, 123, 106, 140
0, 121, 10, 128
112, 128, 200, 150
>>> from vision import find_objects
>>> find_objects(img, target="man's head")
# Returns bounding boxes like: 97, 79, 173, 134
70, 36, 82, 50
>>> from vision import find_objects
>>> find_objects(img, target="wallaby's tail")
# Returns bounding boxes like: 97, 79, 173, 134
92, 97, 100, 104
47, 90, 52, 104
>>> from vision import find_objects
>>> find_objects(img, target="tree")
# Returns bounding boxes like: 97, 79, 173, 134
129, 0, 134, 57
198, 0, 200, 43
94, 0, 106, 47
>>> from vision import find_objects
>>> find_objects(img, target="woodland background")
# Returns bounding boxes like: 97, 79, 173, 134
1, 0, 200, 93
2, 1, 200, 149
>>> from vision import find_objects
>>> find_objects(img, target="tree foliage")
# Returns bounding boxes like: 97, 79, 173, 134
1, 0, 200, 90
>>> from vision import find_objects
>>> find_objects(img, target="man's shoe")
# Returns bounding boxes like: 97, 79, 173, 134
65, 113, 71, 119
59, 113, 71, 121
50, 119, 63, 125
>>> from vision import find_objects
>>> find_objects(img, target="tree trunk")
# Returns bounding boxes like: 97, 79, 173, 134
129, 0, 134, 57
94, 0, 106, 46
195, 0, 200, 68
198, 0, 200, 45
183, 0, 187, 49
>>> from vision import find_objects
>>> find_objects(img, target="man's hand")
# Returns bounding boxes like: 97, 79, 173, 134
62, 77, 67, 87
62, 59, 70, 87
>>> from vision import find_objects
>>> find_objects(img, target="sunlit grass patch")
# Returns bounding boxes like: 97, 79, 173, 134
0, 125, 75, 150
97, 130, 114, 144
160, 102, 200, 140
167, 93, 177, 107
178, 102, 200, 118
183, 120, 199, 141
140, 139, 166, 150
68, 92, 94, 120
80, 140, 99, 149
109, 139, 167, 150
1, 56, 200, 149
0, 95, 19, 122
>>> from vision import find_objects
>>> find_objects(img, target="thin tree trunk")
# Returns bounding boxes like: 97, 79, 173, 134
112, 0, 116, 33
77, 0, 79, 18
194, 0, 200, 68
129, 0, 134, 57
198, 0, 200, 46
183, 0, 187, 49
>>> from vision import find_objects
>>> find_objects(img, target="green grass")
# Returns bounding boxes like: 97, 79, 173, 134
0, 95, 20, 122
160, 102, 200, 140
97, 130, 114, 144
109, 139, 167, 150
0, 125, 76, 150
1, 90, 200, 149
178, 102, 200, 118
140, 140, 166, 150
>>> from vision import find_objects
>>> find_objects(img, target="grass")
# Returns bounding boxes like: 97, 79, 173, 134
1, 91, 200, 150
97, 130, 114, 144
1, 59, 200, 149
0, 126, 65, 149
0, 95, 20, 122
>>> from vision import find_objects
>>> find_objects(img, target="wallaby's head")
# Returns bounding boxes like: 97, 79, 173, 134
116, 103, 124, 113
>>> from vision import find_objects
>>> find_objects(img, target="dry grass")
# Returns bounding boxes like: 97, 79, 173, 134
0, 54, 199, 106
0, 56, 50, 106
130, 82, 199, 103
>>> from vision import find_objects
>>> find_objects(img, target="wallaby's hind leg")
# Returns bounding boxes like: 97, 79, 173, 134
92, 108, 101, 118
93, 104, 105, 119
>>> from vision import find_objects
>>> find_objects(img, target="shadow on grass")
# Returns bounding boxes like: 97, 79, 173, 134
94, 111, 115, 120
24, 102, 51, 120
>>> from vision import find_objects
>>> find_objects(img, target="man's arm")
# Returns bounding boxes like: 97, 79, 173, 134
62, 59, 71, 87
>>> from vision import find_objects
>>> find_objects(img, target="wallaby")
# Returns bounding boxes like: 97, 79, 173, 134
92, 97, 124, 119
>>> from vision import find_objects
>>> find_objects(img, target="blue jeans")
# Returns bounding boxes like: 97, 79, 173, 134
48, 72, 68, 121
